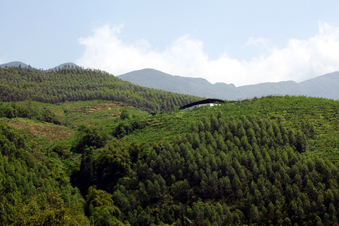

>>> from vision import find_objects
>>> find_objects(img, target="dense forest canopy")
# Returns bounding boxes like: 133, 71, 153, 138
0, 67, 202, 112
1, 66, 339, 225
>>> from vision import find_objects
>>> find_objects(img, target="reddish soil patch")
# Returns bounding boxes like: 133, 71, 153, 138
5, 122, 74, 141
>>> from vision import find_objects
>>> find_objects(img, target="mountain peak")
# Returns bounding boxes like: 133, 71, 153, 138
118, 68, 339, 100
52, 62, 81, 70
0, 61, 30, 68
0, 61, 84, 71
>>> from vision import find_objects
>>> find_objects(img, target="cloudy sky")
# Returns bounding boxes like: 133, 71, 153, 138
1, 1, 339, 86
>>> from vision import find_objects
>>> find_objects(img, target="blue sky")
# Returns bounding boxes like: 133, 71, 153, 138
1, 0, 339, 86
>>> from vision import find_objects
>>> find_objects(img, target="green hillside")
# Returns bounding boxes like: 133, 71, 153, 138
1, 68, 339, 226
0, 67, 202, 112
123, 96, 339, 163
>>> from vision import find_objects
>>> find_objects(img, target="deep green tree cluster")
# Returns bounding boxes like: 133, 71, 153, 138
71, 125, 110, 154
0, 101, 64, 125
0, 67, 202, 112
112, 118, 147, 139
70, 114, 339, 225
0, 124, 89, 225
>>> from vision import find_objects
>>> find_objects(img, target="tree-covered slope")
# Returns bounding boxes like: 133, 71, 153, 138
71, 95, 339, 225
123, 96, 339, 163
1, 92, 339, 225
0, 67, 202, 112
0, 123, 89, 225
110, 116, 337, 225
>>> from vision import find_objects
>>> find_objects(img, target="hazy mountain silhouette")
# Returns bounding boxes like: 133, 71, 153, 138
0, 61, 81, 71
0, 61, 31, 68
118, 69, 339, 100
52, 62, 82, 70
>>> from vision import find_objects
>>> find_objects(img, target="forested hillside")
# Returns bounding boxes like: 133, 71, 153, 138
0, 123, 90, 225
1, 66, 339, 225
0, 67, 202, 112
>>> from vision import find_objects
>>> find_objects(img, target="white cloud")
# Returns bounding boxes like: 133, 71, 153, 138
76, 22, 339, 86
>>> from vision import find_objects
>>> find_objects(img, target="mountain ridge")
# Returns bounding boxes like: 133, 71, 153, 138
118, 68, 339, 100
2, 61, 339, 100
0, 61, 82, 70
0, 61, 30, 68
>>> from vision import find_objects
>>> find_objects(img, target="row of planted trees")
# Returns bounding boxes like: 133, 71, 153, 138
0, 67, 202, 111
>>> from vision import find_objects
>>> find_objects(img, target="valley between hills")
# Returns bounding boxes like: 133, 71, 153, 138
1, 65, 339, 225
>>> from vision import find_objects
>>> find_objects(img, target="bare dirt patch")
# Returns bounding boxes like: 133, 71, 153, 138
5, 122, 74, 141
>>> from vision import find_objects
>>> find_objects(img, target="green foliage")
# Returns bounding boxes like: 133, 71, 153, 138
23, 192, 90, 225
120, 108, 130, 120
95, 140, 131, 191
2, 82, 339, 225
105, 112, 339, 225
71, 126, 109, 153
0, 123, 89, 225
113, 117, 147, 139
86, 186, 123, 225
39, 108, 55, 123
0, 101, 64, 125
0, 67, 202, 112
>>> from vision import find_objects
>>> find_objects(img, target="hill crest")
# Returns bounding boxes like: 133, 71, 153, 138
118, 68, 339, 100
0, 61, 82, 70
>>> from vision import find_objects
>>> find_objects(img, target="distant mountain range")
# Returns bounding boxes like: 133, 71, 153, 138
0, 61, 31, 68
52, 62, 82, 70
2, 61, 339, 100
118, 69, 339, 100
0, 61, 81, 70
